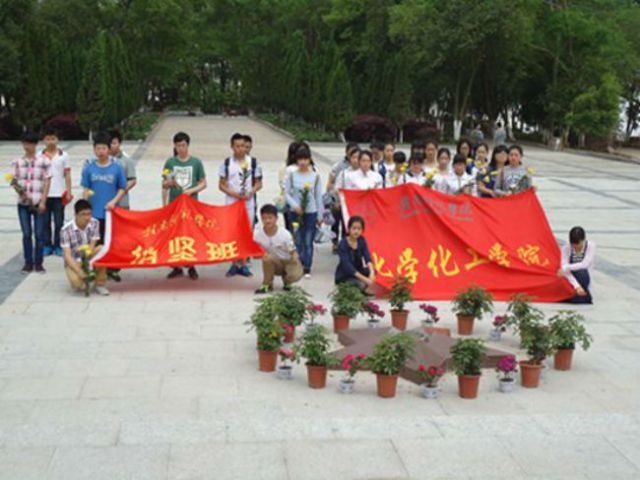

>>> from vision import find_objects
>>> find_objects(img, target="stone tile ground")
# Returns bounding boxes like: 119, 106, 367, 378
0, 115, 638, 479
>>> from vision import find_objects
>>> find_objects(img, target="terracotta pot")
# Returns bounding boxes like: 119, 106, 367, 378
376, 374, 399, 398
391, 310, 409, 331
520, 360, 543, 388
307, 364, 328, 389
257, 349, 278, 372
425, 326, 451, 337
283, 326, 295, 344
457, 375, 480, 399
457, 315, 475, 335
333, 315, 350, 333
554, 348, 574, 371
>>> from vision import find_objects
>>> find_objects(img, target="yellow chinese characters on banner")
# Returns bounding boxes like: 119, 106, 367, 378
517, 244, 550, 267
168, 236, 197, 263
206, 241, 239, 261
372, 245, 492, 283
488, 242, 510, 267
142, 209, 220, 238
131, 246, 158, 265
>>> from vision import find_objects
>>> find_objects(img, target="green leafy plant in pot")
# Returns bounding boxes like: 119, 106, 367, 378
549, 311, 592, 371
247, 295, 285, 372
451, 284, 494, 335
272, 286, 312, 343
329, 282, 368, 333
504, 293, 545, 344
388, 275, 414, 331
294, 324, 337, 388
366, 332, 416, 398
450, 338, 486, 399
519, 323, 553, 388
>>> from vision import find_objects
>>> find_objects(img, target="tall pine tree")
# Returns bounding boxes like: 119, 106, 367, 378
324, 56, 355, 135
76, 32, 109, 135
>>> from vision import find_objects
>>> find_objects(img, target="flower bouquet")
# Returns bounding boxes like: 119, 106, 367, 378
418, 363, 445, 399
339, 353, 367, 394
363, 301, 385, 328
5, 173, 36, 212
496, 355, 518, 393
490, 315, 508, 341
277, 347, 296, 380
239, 160, 251, 195
76, 245, 97, 297
297, 182, 312, 227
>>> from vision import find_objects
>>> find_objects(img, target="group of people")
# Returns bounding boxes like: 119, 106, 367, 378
8, 128, 593, 303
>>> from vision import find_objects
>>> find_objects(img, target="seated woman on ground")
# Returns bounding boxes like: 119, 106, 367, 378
559, 226, 595, 305
335, 216, 376, 292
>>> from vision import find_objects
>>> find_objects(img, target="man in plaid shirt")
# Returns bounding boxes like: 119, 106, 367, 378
60, 199, 109, 295
10, 132, 51, 274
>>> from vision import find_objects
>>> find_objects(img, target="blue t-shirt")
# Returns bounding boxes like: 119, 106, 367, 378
81, 160, 127, 219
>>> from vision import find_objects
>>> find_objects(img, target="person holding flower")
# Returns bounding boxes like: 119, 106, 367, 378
219, 132, 263, 277
440, 154, 475, 195
424, 140, 439, 174
493, 144, 533, 196
60, 199, 108, 295
385, 151, 407, 188
335, 216, 376, 291
10, 131, 52, 273
477, 144, 508, 198
346, 150, 383, 190
398, 154, 432, 187
162, 131, 207, 280
432, 147, 452, 193
285, 146, 323, 278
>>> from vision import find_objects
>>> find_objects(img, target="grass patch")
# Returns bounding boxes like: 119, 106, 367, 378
257, 112, 338, 142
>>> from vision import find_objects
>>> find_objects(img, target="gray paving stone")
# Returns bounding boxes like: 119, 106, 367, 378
0, 447, 55, 480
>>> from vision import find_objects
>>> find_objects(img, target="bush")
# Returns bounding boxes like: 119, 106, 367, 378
45, 113, 85, 140
121, 111, 160, 141
329, 282, 368, 318
450, 338, 486, 376
247, 296, 284, 352
366, 333, 416, 376
451, 284, 493, 319
295, 324, 335, 367
257, 112, 337, 142
389, 275, 413, 311
549, 311, 592, 351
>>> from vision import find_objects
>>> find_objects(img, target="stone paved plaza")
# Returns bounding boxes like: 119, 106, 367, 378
0, 115, 639, 479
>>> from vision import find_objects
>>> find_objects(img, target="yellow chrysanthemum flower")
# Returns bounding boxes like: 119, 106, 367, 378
87, 189, 95, 197
400, 163, 408, 173
162, 169, 170, 176
4, 173, 13, 182
480, 168, 487, 175
483, 176, 490, 183
491, 170, 498, 176
466, 158, 473, 164
425, 171, 435, 179
292, 222, 299, 231
303, 182, 311, 189
241, 161, 249, 170
527, 167, 536, 176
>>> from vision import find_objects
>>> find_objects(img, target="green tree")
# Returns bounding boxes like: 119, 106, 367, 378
325, 56, 355, 134
76, 32, 109, 134
566, 74, 621, 139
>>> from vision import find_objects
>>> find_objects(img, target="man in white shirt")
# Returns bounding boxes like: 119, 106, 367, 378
42, 127, 72, 257
219, 133, 263, 277
253, 204, 303, 294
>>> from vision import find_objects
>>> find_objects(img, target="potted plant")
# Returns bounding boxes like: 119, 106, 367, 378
419, 303, 450, 336
519, 323, 553, 388
366, 332, 416, 398
295, 324, 336, 389
363, 301, 385, 328
451, 285, 493, 335
247, 296, 284, 372
549, 311, 592, 371
504, 293, 545, 344
329, 282, 368, 332
338, 353, 367, 394
495, 355, 517, 393
389, 275, 414, 330
277, 347, 295, 380
272, 286, 312, 343
489, 315, 508, 341
417, 363, 445, 399
304, 303, 327, 326
450, 338, 486, 399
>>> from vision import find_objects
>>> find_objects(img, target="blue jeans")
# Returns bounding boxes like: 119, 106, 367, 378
564, 269, 593, 304
289, 212, 317, 272
18, 204, 46, 267
44, 197, 65, 249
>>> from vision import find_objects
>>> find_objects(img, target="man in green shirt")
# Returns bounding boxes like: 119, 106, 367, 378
161, 131, 207, 280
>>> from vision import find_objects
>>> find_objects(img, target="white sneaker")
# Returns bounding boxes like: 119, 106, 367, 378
304, 273, 311, 279
95, 285, 110, 296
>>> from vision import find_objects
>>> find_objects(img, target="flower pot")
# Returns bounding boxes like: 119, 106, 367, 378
489, 328, 502, 341
457, 315, 475, 335
333, 315, 350, 333
276, 365, 293, 380
457, 375, 480, 399
257, 350, 278, 372
339, 378, 355, 394
283, 327, 295, 344
498, 378, 515, 393
420, 383, 440, 399
520, 361, 543, 388
376, 374, 399, 398
307, 364, 328, 389
367, 318, 380, 328
391, 310, 409, 331
554, 348, 574, 371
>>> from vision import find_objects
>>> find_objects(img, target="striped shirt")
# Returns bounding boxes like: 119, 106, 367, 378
60, 218, 101, 261
11, 154, 52, 204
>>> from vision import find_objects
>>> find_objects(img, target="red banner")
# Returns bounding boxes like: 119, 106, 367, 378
342, 185, 574, 302
93, 194, 264, 268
